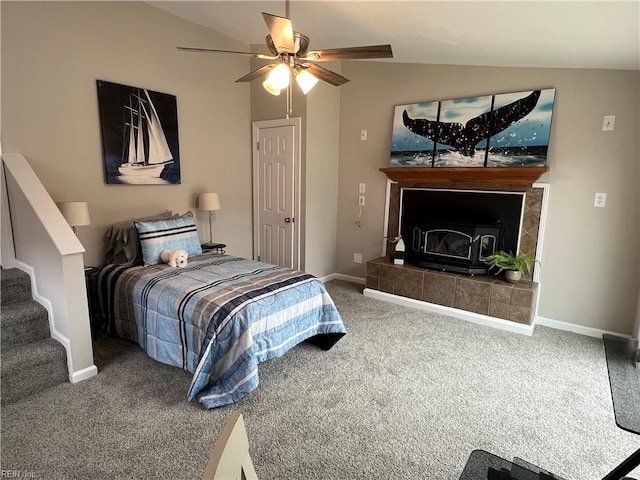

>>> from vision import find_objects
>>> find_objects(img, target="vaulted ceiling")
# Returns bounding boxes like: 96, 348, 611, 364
148, 1, 640, 71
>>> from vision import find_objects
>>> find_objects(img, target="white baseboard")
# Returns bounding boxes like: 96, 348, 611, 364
69, 365, 98, 383
318, 273, 365, 285
363, 288, 534, 336
534, 316, 631, 339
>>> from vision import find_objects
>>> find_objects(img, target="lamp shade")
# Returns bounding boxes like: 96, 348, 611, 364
57, 201, 90, 227
295, 68, 319, 95
266, 63, 290, 90
262, 79, 282, 96
199, 193, 221, 211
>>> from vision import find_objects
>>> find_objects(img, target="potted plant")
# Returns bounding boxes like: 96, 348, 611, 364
483, 251, 534, 283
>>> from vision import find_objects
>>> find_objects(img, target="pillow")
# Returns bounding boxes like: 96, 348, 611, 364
104, 211, 175, 265
135, 211, 202, 266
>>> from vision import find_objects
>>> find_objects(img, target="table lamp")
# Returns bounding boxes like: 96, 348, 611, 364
199, 193, 221, 246
57, 201, 90, 233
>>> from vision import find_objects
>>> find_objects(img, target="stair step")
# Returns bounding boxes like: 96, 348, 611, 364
1, 268, 33, 306
1, 300, 50, 349
1, 337, 68, 405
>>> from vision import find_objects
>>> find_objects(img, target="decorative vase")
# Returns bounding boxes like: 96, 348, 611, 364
394, 236, 405, 265
504, 270, 522, 283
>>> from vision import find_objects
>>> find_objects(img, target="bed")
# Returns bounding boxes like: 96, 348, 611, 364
97, 212, 346, 409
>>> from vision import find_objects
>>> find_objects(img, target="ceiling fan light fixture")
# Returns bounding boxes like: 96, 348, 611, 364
177, 7, 393, 96
265, 63, 290, 90
262, 79, 282, 96
294, 68, 319, 94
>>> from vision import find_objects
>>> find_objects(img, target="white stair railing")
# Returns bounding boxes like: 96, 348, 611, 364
1, 153, 97, 383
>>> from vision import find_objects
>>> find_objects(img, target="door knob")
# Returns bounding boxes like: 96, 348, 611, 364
284, 217, 292, 223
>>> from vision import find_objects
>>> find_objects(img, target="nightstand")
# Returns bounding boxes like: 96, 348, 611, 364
201, 243, 226, 254
84, 266, 100, 339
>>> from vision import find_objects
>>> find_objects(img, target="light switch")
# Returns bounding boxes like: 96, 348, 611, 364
602, 115, 615, 131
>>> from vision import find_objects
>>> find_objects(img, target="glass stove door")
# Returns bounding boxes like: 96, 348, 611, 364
424, 229, 472, 260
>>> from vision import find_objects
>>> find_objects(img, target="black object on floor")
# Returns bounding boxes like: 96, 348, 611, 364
602, 334, 640, 434
459, 450, 566, 480
602, 333, 640, 480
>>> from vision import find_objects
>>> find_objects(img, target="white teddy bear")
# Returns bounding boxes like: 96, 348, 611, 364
160, 248, 189, 268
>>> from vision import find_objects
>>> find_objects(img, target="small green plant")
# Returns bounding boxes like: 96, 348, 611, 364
483, 251, 533, 275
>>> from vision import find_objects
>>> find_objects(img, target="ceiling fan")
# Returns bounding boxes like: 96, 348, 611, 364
177, 1, 393, 96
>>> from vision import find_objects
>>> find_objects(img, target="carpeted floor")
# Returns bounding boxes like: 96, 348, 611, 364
1, 280, 638, 479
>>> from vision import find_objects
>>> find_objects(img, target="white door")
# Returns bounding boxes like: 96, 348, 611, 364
252, 118, 301, 269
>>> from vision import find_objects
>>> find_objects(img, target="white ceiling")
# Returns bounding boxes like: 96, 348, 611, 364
148, 1, 640, 70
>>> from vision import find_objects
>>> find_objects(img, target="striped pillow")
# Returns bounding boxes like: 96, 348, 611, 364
135, 212, 202, 266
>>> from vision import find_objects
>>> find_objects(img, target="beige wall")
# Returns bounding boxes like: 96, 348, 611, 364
1, 1, 253, 266
336, 61, 640, 335
305, 67, 341, 277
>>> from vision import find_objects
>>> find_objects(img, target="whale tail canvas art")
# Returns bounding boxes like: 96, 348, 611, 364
390, 88, 555, 168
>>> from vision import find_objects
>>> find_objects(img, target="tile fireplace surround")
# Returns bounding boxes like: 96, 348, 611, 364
365, 168, 547, 331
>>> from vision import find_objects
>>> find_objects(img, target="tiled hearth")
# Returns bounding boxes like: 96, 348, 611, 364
366, 258, 538, 325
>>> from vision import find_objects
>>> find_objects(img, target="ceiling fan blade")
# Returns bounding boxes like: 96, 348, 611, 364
304, 64, 350, 86
177, 46, 278, 60
262, 12, 296, 53
235, 64, 275, 83
305, 45, 393, 62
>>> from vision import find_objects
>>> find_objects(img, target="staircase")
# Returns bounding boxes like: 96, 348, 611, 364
1, 268, 68, 404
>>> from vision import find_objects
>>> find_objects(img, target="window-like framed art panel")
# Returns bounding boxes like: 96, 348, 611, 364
390, 88, 555, 168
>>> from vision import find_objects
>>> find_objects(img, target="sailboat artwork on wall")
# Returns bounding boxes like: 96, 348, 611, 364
97, 80, 181, 185
120, 89, 173, 177
390, 88, 555, 168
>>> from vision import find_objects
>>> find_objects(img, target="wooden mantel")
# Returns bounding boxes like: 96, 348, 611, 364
379, 166, 549, 187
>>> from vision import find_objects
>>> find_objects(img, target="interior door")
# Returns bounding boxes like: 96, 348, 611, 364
252, 118, 301, 269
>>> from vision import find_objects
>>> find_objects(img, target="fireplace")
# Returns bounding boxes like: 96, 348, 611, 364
400, 189, 525, 275
366, 167, 547, 328
383, 182, 543, 279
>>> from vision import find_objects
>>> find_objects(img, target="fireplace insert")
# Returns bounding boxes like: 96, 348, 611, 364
408, 222, 503, 275
400, 188, 524, 275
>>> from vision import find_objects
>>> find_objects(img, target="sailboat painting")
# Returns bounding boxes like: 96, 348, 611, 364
97, 80, 181, 185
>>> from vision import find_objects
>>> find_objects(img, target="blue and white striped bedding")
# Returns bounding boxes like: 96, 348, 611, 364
97, 253, 346, 408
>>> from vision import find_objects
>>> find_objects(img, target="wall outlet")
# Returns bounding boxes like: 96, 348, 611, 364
353, 253, 363, 264
359, 195, 365, 206
594, 192, 607, 207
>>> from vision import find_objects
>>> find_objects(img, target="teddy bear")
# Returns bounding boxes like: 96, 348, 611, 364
160, 248, 189, 268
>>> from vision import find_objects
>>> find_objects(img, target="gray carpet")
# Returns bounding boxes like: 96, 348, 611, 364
1, 280, 638, 479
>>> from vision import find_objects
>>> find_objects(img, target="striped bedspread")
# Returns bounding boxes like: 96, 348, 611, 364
97, 253, 346, 408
